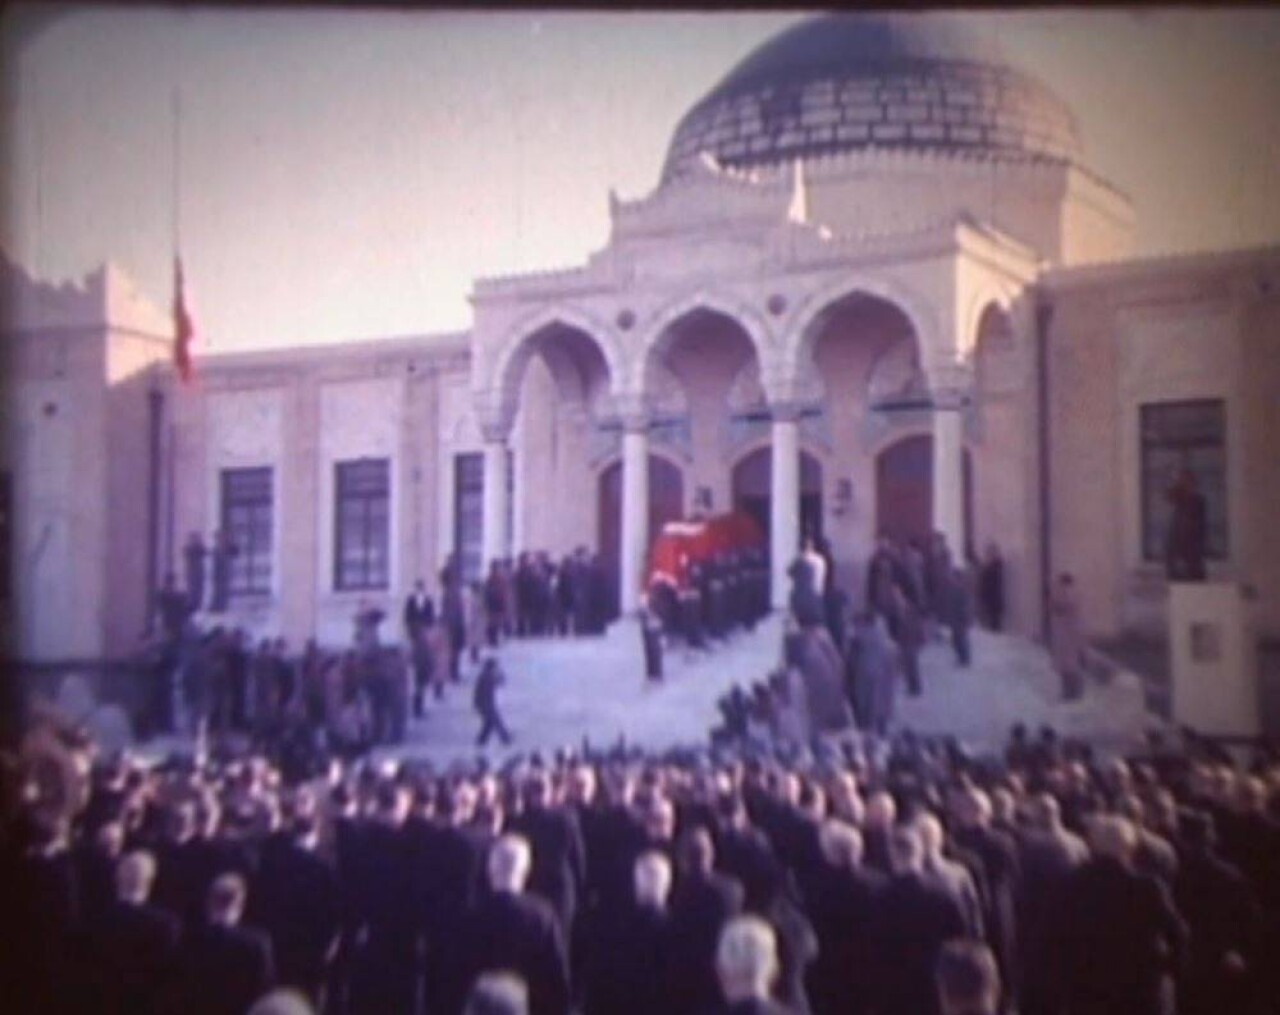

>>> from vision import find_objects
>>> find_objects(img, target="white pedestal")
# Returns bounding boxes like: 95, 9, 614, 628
1170, 582, 1258, 736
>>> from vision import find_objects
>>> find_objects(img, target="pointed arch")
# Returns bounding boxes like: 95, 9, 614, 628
637, 290, 776, 393
961, 281, 1018, 363
484, 305, 622, 430
784, 273, 937, 380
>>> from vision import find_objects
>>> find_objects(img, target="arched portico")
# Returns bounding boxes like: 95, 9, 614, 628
637, 291, 777, 393
475, 313, 617, 573
608, 301, 772, 615
782, 274, 940, 382
779, 282, 972, 566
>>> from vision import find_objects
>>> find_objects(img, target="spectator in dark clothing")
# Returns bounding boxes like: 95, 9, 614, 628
453, 834, 570, 1015
716, 793, 786, 913
168, 873, 275, 1015
937, 938, 1002, 1015
466, 970, 531, 1015
581, 850, 672, 1015
84, 850, 181, 1015
1173, 811, 1266, 1015
75, 818, 123, 929
950, 786, 1020, 1003
250, 814, 340, 1005
804, 820, 885, 1015
507, 771, 585, 937
669, 826, 745, 1015
712, 914, 795, 1015
1055, 815, 1187, 1015
876, 824, 969, 1015
1015, 793, 1087, 1015
347, 783, 417, 1015
422, 781, 490, 1014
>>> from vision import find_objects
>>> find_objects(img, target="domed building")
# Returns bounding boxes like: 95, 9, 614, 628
3, 14, 1278, 736
462, 11, 1134, 635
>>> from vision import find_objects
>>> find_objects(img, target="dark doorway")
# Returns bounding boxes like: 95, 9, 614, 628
730, 446, 824, 555
875, 434, 973, 554
598, 455, 685, 584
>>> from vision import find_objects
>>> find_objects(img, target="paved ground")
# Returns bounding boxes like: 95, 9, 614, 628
374, 618, 1160, 767
116, 619, 1160, 767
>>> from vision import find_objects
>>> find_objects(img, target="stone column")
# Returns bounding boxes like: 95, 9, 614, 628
770, 403, 801, 610
620, 418, 650, 615
481, 428, 509, 571
931, 387, 966, 557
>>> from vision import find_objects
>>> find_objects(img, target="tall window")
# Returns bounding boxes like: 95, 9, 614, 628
335, 458, 390, 590
452, 451, 514, 584
453, 453, 483, 584
0, 471, 11, 606
219, 467, 273, 597
1140, 399, 1227, 562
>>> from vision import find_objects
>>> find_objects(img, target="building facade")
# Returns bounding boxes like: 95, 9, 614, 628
3, 14, 1278, 660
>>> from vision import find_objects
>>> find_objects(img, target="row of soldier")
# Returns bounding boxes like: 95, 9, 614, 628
647, 547, 772, 650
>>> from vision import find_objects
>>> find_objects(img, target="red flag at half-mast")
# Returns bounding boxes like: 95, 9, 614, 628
173, 255, 195, 384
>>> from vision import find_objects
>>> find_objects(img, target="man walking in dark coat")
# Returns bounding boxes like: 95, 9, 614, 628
475, 657, 513, 746
1055, 816, 1187, 1015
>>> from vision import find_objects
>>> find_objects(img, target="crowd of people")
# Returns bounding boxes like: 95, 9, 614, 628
705, 532, 1024, 752
476, 550, 619, 644
4, 707, 1280, 1015
143, 547, 621, 766
37, 526, 1270, 1015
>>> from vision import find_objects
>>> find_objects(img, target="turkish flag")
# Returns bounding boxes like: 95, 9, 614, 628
173, 255, 195, 384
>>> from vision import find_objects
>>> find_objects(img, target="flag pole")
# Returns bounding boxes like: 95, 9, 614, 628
172, 83, 181, 260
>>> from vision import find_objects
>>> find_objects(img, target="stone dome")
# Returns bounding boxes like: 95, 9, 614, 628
662, 13, 1083, 183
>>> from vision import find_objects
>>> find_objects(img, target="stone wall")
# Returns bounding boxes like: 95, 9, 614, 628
1044, 249, 1280, 642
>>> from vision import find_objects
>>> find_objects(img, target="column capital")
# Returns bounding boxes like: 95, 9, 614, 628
930, 388, 969, 412
768, 400, 804, 424
924, 361, 973, 411
473, 387, 515, 444
612, 391, 650, 434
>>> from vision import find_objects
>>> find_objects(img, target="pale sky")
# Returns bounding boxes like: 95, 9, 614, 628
3, 5, 1279, 353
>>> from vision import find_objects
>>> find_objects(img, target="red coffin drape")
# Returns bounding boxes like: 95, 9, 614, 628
647, 511, 764, 591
